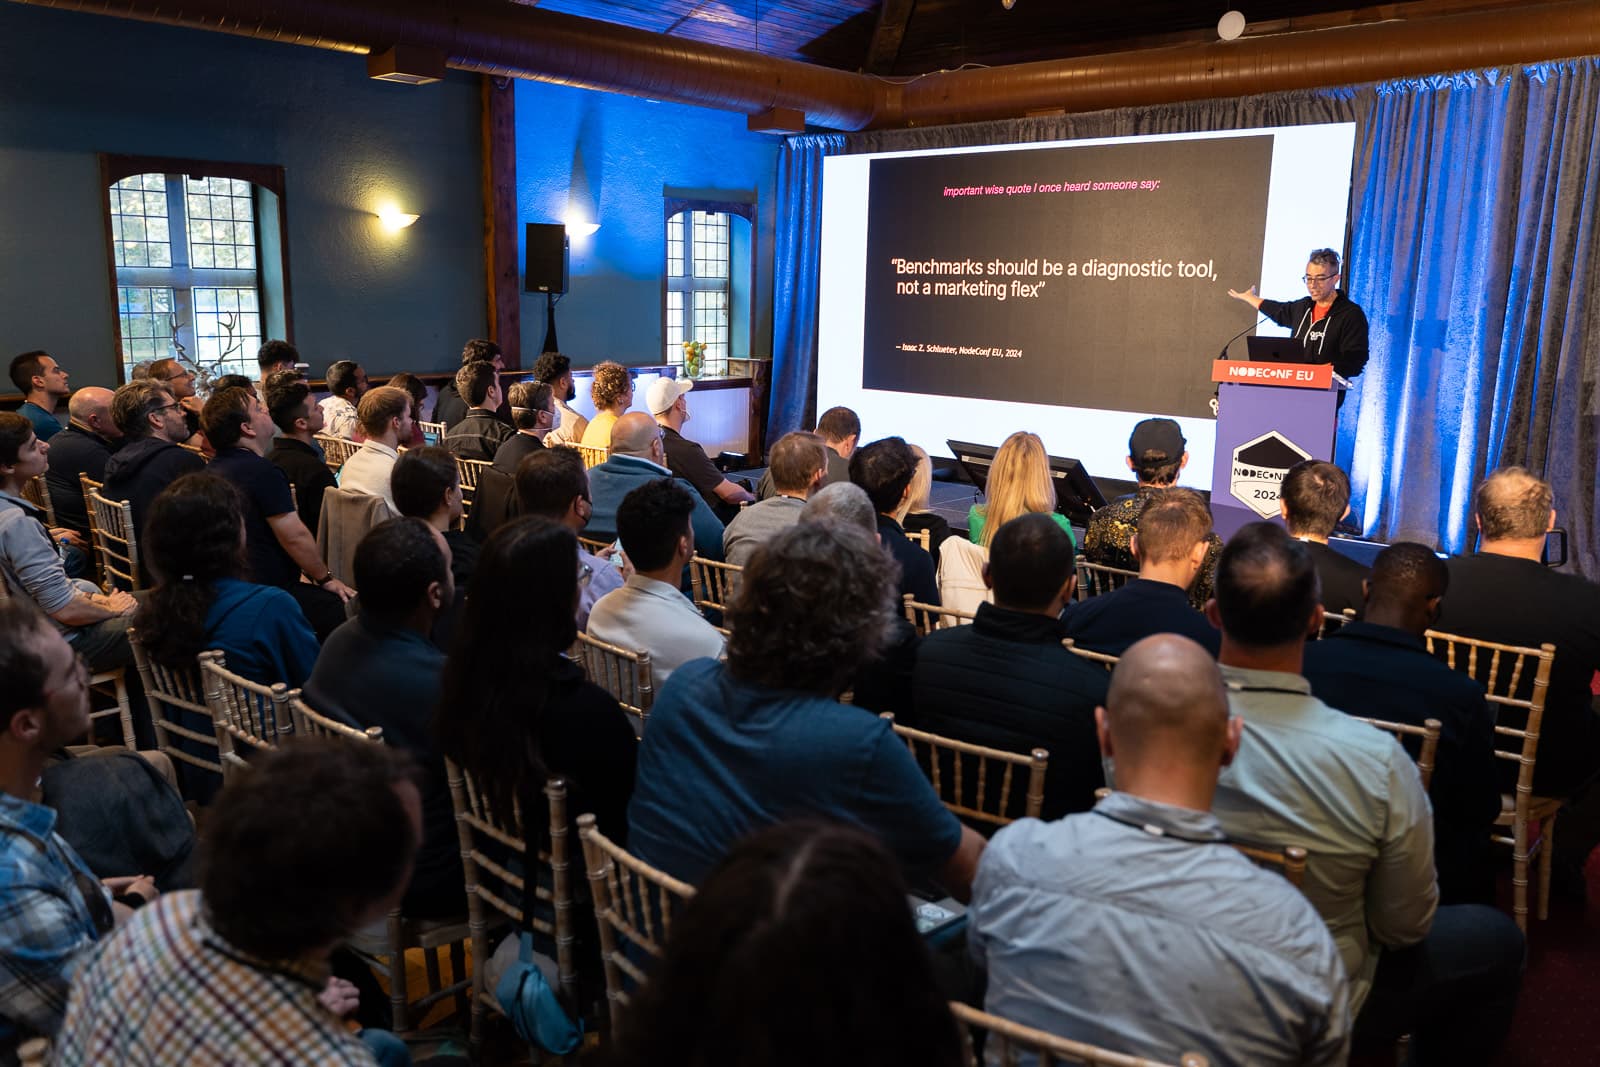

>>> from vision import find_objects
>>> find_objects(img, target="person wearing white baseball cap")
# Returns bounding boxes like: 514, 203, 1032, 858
648, 376, 755, 520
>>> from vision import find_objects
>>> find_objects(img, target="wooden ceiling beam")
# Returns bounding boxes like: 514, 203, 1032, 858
862, 0, 916, 74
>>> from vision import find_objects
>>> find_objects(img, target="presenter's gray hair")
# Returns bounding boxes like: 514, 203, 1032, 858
800, 482, 876, 535
1308, 248, 1341, 272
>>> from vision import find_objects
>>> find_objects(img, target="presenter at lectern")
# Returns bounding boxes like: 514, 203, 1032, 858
1226, 247, 1370, 381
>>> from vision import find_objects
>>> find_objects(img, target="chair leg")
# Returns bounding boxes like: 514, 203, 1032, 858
387, 912, 410, 1033
1538, 811, 1557, 922
424, 946, 444, 1013
1511, 814, 1530, 934
449, 940, 468, 1025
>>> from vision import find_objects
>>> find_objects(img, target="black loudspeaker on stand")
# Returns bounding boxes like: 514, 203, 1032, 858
525, 222, 569, 353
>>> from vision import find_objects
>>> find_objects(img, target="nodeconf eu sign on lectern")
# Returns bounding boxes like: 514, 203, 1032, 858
1208, 360, 1345, 540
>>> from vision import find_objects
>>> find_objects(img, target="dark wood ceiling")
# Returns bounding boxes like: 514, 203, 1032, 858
528, 0, 1530, 75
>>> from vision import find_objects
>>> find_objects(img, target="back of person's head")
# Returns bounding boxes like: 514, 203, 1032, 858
357, 385, 412, 439
213, 373, 256, 396
727, 522, 895, 696
1103, 634, 1232, 775
391, 446, 459, 520
1279, 460, 1350, 537
1135, 488, 1213, 564
1127, 417, 1186, 485
618, 479, 695, 571
265, 371, 314, 433
353, 517, 449, 624
1474, 466, 1553, 541
256, 339, 299, 374
988, 513, 1075, 611
0, 412, 33, 466
387, 373, 428, 423
798, 481, 876, 534
609, 412, 660, 457
767, 432, 827, 494
980, 431, 1055, 548
438, 517, 579, 814
201, 739, 420, 960
461, 338, 501, 366
516, 446, 588, 519
326, 360, 362, 400
905, 444, 934, 514
200, 386, 254, 450
848, 436, 916, 515
1214, 522, 1320, 649
455, 360, 499, 408
9, 351, 49, 394
508, 381, 553, 430
0, 599, 52, 732
1365, 541, 1448, 630
134, 474, 246, 668
532, 351, 570, 384
590, 361, 632, 410
111, 380, 173, 439
814, 406, 861, 446
613, 821, 964, 1067
129, 361, 156, 381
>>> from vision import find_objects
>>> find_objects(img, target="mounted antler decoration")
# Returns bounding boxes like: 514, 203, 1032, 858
168, 311, 245, 396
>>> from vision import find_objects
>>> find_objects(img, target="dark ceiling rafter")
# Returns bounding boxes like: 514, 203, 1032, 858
863, 0, 916, 76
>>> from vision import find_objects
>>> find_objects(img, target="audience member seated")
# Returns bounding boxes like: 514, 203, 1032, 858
723, 431, 826, 568
307, 518, 462, 919
338, 385, 414, 512
756, 405, 858, 498
317, 359, 368, 440
649, 378, 754, 520
1280, 459, 1368, 617
627, 522, 986, 895
145, 358, 205, 447
798, 480, 876, 531
201, 387, 353, 641
912, 514, 1107, 819
432, 338, 508, 429
254, 338, 301, 396
611, 822, 965, 1067
852, 436, 940, 606
44, 387, 122, 540
264, 372, 337, 539
386, 372, 431, 447
391, 447, 475, 644
0, 413, 135, 671
586, 413, 725, 560
902, 444, 953, 559
496, 381, 554, 468
515, 447, 624, 630
211, 374, 256, 397
103, 380, 206, 552
1085, 417, 1220, 609
443, 361, 514, 462
973, 633, 1350, 1066
967, 430, 1074, 551
56, 739, 417, 1066
1063, 488, 1221, 656
588, 479, 724, 686
8, 350, 70, 442
0, 600, 158, 1058
534, 351, 587, 447
1206, 521, 1523, 1063
579, 361, 634, 449
1304, 542, 1500, 905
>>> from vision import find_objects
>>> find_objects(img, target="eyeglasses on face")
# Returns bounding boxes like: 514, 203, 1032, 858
1302, 273, 1339, 284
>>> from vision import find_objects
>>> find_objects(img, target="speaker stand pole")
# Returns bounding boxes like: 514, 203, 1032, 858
543, 293, 559, 353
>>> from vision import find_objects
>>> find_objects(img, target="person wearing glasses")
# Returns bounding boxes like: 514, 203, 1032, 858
102, 381, 207, 561
146, 358, 206, 448
1227, 247, 1370, 382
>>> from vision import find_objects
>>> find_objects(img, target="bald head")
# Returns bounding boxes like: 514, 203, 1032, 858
1474, 466, 1554, 543
610, 412, 662, 458
1103, 635, 1232, 774
66, 386, 121, 440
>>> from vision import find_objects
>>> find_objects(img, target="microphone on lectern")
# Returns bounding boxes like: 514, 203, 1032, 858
1216, 314, 1270, 361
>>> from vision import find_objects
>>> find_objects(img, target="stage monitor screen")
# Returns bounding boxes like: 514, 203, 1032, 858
816, 123, 1357, 487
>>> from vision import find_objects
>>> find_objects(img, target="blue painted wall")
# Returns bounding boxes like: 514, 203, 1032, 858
513, 80, 780, 366
0, 4, 486, 385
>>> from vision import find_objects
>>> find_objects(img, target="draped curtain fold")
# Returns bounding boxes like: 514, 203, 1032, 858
770, 61, 1600, 576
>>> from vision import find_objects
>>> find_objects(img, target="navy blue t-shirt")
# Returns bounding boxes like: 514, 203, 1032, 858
627, 658, 962, 886
1063, 577, 1221, 657
210, 447, 300, 589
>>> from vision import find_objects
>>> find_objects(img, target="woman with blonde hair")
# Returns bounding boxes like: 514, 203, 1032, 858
967, 431, 1075, 550
579, 361, 634, 448
901, 444, 953, 559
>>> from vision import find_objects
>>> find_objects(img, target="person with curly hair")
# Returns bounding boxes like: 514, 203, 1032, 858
579, 360, 633, 450
627, 521, 985, 896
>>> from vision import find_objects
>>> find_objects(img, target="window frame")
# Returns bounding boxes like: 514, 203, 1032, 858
661, 196, 755, 374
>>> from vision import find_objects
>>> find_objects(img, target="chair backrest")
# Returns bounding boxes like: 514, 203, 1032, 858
128, 626, 223, 780
906, 526, 931, 553
418, 419, 447, 446
177, 441, 209, 461
578, 812, 696, 1032
289, 693, 384, 744
1316, 608, 1358, 638
20, 474, 55, 527
688, 555, 742, 615
578, 536, 612, 556
198, 651, 295, 778
1062, 638, 1119, 672
1351, 715, 1443, 792
1074, 555, 1138, 601
951, 1001, 1209, 1067
575, 443, 608, 470
903, 594, 976, 637
1424, 630, 1555, 805
82, 474, 141, 591
882, 713, 1048, 827
314, 433, 361, 470
446, 763, 578, 1006
572, 631, 655, 726
455, 456, 491, 520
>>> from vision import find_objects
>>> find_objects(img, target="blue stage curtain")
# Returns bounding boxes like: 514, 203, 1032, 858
1338, 60, 1600, 574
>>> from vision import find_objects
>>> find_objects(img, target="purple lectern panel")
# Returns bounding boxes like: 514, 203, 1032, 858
1210, 381, 1339, 541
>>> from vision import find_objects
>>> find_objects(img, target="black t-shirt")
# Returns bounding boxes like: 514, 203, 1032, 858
876, 514, 939, 606
661, 425, 725, 510
1304, 539, 1369, 619
1063, 577, 1222, 657
210, 447, 300, 589
267, 437, 337, 539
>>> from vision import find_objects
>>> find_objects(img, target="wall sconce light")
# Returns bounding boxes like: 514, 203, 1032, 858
565, 220, 600, 238
376, 208, 420, 231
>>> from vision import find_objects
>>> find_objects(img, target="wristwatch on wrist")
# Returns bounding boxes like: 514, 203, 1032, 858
311, 572, 335, 586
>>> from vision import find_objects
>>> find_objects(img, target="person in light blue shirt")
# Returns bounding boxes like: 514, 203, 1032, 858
585, 413, 725, 562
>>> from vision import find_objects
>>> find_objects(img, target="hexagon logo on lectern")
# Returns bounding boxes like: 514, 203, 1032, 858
1230, 431, 1312, 518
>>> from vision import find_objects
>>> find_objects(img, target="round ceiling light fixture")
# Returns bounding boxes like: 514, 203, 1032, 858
1218, 10, 1247, 41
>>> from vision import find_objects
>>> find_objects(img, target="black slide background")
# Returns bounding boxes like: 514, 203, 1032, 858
861, 135, 1274, 419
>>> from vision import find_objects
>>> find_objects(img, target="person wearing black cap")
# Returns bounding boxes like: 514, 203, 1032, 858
1083, 418, 1221, 610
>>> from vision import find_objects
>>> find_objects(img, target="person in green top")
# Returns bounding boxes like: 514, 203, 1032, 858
967, 431, 1075, 551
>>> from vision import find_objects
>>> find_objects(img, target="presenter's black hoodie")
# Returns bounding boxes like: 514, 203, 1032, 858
1257, 289, 1370, 380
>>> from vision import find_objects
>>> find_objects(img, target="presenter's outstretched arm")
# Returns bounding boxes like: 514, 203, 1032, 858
1226, 284, 1264, 310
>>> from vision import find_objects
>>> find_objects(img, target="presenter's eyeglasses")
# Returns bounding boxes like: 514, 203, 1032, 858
1302, 273, 1339, 284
